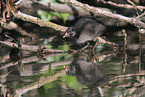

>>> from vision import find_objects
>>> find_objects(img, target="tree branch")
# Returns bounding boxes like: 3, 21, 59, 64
100, 0, 145, 11
15, 11, 67, 34
18, 1, 92, 16
0, 40, 66, 53
59, 0, 145, 29
12, 10, 120, 48
3, 21, 39, 44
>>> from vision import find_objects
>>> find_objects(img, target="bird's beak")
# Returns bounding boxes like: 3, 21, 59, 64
63, 32, 69, 38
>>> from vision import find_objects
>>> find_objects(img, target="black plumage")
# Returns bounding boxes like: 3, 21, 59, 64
63, 17, 106, 45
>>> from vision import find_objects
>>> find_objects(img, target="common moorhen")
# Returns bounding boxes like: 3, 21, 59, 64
63, 17, 106, 48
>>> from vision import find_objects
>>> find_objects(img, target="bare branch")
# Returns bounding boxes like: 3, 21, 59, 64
100, 0, 145, 11
18, 1, 92, 16
59, 0, 145, 29
3, 21, 39, 44
0, 40, 66, 53
127, 0, 139, 16
15, 11, 67, 34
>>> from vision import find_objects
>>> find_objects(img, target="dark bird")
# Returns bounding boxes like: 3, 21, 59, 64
63, 17, 106, 48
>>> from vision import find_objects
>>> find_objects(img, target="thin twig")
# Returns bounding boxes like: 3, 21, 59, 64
127, 0, 139, 16
122, 29, 127, 73
99, 0, 145, 11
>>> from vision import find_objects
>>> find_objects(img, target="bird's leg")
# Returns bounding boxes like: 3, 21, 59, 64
79, 42, 90, 51
92, 38, 99, 62
92, 41, 98, 52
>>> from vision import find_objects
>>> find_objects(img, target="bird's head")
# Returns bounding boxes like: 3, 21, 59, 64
63, 27, 76, 38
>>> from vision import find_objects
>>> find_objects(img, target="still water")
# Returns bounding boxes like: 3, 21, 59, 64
0, 29, 145, 97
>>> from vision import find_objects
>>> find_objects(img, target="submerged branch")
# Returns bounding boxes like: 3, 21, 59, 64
0, 36, 118, 53
14, 70, 66, 97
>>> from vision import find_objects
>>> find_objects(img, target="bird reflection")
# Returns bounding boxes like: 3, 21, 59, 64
66, 53, 107, 88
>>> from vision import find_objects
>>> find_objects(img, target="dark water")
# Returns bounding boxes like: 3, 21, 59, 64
1, 29, 145, 97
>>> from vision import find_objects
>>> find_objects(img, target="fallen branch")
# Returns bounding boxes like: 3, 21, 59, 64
0, 35, 118, 53
15, 11, 67, 34
0, 40, 66, 53
3, 21, 39, 44
100, 0, 145, 11
11, 10, 119, 47
18, 1, 92, 16
59, 0, 145, 29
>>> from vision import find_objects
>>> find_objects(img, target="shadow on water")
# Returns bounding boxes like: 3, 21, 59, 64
1, 28, 145, 97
